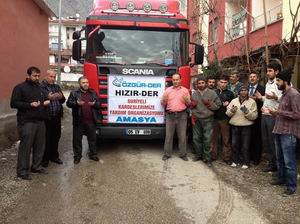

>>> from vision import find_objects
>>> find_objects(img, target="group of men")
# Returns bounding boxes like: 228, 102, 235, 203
10, 62, 300, 196
10, 67, 100, 180
162, 61, 300, 196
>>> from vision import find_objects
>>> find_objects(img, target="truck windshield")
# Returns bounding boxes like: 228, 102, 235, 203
86, 28, 188, 66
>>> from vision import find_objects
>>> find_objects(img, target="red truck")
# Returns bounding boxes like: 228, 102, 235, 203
72, 0, 203, 139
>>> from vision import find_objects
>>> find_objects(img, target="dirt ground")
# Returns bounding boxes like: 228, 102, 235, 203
0, 112, 299, 223
213, 160, 300, 224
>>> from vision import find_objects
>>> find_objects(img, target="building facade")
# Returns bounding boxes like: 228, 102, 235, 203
48, 19, 85, 69
207, 0, 284, 74
0, 0, 55, 116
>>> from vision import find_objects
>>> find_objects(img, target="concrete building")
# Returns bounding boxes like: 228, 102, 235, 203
0, 0, 55, 117
48, 18, 85, 69
207, 0, 300, 85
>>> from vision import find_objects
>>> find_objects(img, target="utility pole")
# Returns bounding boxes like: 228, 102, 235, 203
262, 0, 269, 64
57, 0, 62, 85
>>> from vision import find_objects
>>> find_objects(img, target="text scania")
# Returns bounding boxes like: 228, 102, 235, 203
121, 81, 161, 88
116, 116, 157, 123
122, 68, 154, 75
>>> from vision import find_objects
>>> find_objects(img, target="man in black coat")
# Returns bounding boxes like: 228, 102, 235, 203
248, 72, 265, 165
66, 76, 101, 164
10, 66, 50, 180
41, 70, 65, 167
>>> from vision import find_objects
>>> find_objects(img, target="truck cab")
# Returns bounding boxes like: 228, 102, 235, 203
72, 0, 204, 139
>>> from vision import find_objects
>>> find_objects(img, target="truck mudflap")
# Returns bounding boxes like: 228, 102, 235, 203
96, 126, 165, 140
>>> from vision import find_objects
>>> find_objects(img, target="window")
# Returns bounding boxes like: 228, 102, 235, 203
209, 19, 219, 44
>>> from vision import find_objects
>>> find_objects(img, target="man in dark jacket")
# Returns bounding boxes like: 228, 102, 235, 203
10, 66, 50, 180
41, 70, 65, 167
67, 76, 101, 164
248, 72, 265, 165
211, 76, 234, 164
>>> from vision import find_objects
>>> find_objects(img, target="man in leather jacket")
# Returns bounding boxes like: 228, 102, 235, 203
66, 76, 101, 164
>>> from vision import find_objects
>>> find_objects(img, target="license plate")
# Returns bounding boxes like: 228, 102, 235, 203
126, 129, 151, 135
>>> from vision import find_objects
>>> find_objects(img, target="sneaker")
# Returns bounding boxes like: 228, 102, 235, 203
180, 156, 188, 161
270, 179, 285, 186
89, 156, 99, 162
207, 160, 213, 168
230, 162, 237, 168
241, 165, 249, 169
74, 158, 81, 164
31, 168, 48, 174
224, 160, 232, 165
282, 189, 296, 196
162, 155, 171, 161
192, 157, 202, 162
50, 158, 63, 165
263, 166, 277, 172
17, 174, 32, 180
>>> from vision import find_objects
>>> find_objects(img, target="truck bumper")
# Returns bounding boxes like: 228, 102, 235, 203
96, 126, 166, 140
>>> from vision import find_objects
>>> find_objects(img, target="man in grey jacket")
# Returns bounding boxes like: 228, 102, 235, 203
191, 76, 222, 166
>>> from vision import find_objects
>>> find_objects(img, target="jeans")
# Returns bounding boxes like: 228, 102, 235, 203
274, 134, 298, 192
192, 117, 214, 161
231, 126, 251, 165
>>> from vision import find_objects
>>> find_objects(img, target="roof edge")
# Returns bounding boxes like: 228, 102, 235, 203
33, 0, 57, 17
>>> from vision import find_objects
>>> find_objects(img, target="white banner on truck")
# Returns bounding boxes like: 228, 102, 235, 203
108, 75, 166, 124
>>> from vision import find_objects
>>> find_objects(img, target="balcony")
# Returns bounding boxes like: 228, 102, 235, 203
225, 8, 247, 42
224, 0, 247, 42
252, 3, 282, 31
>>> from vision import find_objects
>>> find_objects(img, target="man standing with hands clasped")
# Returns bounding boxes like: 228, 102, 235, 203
67, 76, 101, 164
269, 68, 300, 196
41, 70, 65, 167
191, 76, 221, 167
226, 85, 257, 169
161, 74, 191, 161
11, 66, 50, 180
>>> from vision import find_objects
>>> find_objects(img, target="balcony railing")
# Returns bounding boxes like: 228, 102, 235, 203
252, 4, 282, 31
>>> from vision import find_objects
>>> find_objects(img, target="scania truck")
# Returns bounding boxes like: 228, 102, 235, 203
72, 0, 204, 139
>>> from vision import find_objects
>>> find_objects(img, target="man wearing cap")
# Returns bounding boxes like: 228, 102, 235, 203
226, 85, 258, 169
191, 76, 221, 167
161, 74, 191, 161
269, 68, 300, 196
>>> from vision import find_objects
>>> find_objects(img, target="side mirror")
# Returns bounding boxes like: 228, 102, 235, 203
73, 31, 81, 40
72, 39, 82, 61
194, 44, 204, 65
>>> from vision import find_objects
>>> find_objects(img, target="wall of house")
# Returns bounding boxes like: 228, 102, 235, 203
282, 0, 300, 41
208, 0, 282, 63
0, 0, 49, 116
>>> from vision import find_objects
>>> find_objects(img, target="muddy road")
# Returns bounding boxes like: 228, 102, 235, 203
0, 113, 298, 224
